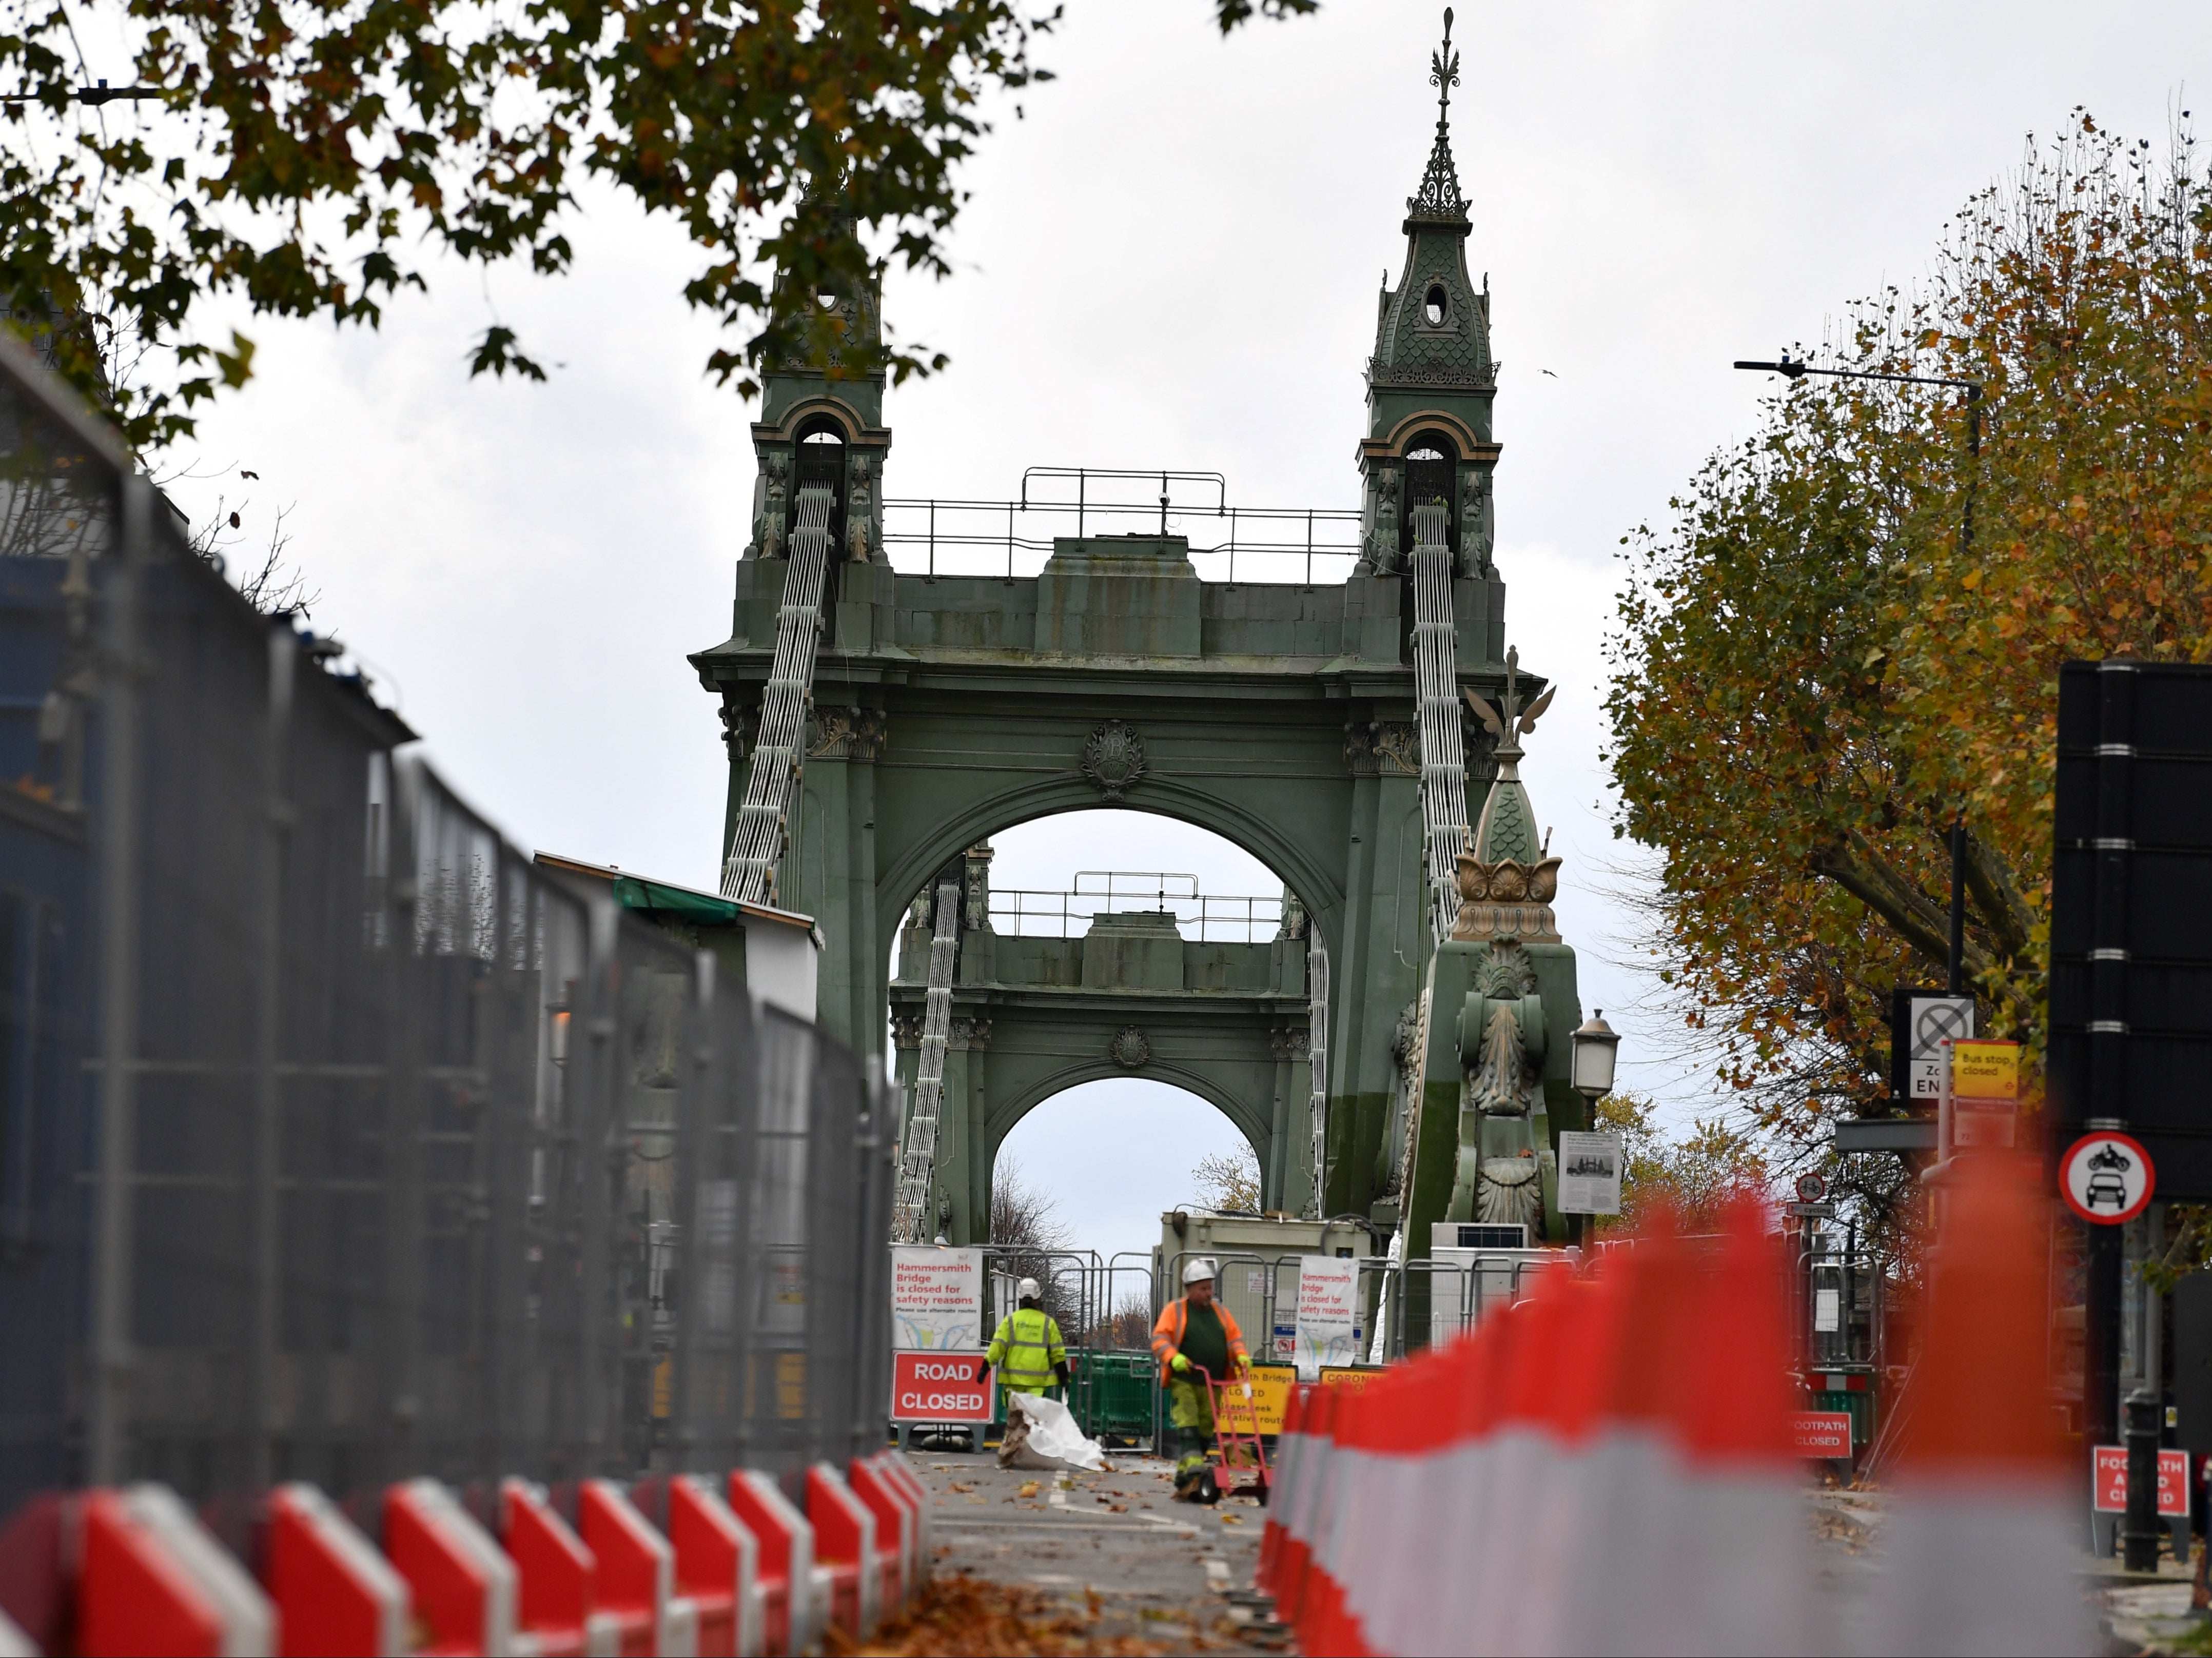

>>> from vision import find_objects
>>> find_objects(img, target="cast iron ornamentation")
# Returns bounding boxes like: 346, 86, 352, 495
1271, 1027, 1311, 1063
891, 1013, 923, 1051
807, 705, 886, 761
1109, 1025, 1151, 1068
1345, 721, 1420, 778
949, 1017, 993, 1052
1082, 720, 1148, 801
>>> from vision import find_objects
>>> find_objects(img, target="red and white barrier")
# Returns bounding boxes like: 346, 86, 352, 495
1266, 1168, 2086, 1658
802, 1464, 880, 1638
1871, 1171, 2090, 1655
574, 1479, 695, 1656
78, 1484, 273, 1658
498, 1478, 611, 1657
723, 1472, 816, 1658
640, 1474, 761, 1658
383, 1478, 518, 1658
266, 1483, 408, 1657
843, 1457, 915, 1608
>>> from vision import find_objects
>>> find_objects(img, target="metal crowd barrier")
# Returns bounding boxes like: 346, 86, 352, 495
0, 333, 892, 1536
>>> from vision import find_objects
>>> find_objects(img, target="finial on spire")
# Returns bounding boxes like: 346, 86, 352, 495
1407, 8, 1470, 225
1430, 8, 1460, 123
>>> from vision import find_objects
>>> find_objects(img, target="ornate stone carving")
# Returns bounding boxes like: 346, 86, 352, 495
1345, 721, 1419, 778
963, 841, 993, 931
1460, 468, 1493, 577
1276, 889, 1308, 942
949, 1017, 993, 1052
1367, 466, 1402, 574
891, 1013, 923, 1051
718, 697, 754, 761
807, 705, 886, 761
1109, 1025, 1150, 1069
1461, 939, 1549, 1237
1082, 721, 1147, 801
1271, 1027, 1311, 1063
757, 449, 789, 560
846, 452, 877, 564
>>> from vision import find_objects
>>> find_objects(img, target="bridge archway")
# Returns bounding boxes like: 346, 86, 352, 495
885, 810, 1315, 1244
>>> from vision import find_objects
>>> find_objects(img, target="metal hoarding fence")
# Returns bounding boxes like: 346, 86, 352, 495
0, 332, 891, 1529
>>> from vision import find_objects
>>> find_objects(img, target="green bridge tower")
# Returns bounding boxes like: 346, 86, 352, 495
691, 15, 1586, 1295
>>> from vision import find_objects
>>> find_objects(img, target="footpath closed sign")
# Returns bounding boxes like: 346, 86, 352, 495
2093, 1446, 2192, 1516
891, 1247, 984, 1351
891, 1353, 993, 1423
1792, 1413, 1854, 1458
1218, 1364, 1297, 1436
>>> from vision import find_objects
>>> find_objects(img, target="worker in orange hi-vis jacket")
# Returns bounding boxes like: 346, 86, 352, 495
1150, 1257, 1249, 1503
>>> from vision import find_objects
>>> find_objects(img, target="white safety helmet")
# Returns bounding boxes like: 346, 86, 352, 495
1182, 1257, 1218, 1287
1017, 1277, 1042, 1300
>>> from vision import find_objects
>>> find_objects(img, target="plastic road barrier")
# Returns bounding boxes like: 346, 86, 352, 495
266, 1483, 409, 1657
78, 1485, 273, 1657
843, 1458, 915, 1610
1262, 1164, 2091, 1658
723, 1473, 816, 1658
383, 1479, 518, 1658
858, 1452, 930, 1588
801, 1465, 880, 1639
638, 1475, 762, 1658
574, 1480, 695, 1656
498, 1479, 615, 1658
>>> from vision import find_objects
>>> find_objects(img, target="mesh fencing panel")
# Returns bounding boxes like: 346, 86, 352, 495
0, 338, 891, 1528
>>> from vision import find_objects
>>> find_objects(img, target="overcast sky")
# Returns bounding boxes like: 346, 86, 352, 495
164, 0, 2210, 1259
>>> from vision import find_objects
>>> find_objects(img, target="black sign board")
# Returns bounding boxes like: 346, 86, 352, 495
2050, 660, 2212, 1198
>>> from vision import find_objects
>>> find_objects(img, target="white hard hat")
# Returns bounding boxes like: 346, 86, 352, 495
1182, 1257, 1217, 1287
1017, 1277, 1041, 1300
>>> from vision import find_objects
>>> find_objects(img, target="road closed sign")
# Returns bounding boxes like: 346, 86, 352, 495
2060, 1131, 2155, 1226
891, 1353, 993, 1423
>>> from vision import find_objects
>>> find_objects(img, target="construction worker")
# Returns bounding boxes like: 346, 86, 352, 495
1151, 1257, 1250, 1502
977, 1278, 1071, 1407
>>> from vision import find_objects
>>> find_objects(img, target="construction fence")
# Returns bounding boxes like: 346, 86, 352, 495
0, 334, 894, 1533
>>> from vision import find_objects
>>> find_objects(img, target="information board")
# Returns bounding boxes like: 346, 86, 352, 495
891, 1247, 985, 1351
1217, 1364, 1297, 1436
1791, 1412, 1853, 1458
1557, 1132, 1623, 1216
1292, 1254, 1362, 1379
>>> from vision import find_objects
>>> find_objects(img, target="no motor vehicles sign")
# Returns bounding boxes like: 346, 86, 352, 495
891, 1353, 993, 1423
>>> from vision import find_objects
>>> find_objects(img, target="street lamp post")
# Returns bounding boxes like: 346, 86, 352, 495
1570, 1012, 1621, 1254
1733, 356, 1984, 996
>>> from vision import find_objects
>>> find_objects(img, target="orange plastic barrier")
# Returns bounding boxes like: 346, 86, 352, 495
266, 1483, 408, 1656
77, 1485, 272, 1658
1263, 1173, 2091, 1658
383, 1479, 517, 1658
725, 1472, 814, 1658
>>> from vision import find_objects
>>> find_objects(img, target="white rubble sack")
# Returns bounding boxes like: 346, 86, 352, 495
1000, 1393, 1109, 1472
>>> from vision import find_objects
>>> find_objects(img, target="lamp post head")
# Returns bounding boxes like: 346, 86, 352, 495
1733, 358, 1807, 380
1571, 1009, 1620, 1099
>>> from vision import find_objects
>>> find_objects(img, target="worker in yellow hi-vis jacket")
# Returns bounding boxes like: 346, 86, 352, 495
976, 1277, 1070, 1408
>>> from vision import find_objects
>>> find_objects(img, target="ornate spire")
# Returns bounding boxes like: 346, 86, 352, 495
1453, 647, 1561, 943
1407, 8, 1469, 225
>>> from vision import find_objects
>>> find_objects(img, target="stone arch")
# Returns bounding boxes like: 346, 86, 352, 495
874, 778, 1344, 975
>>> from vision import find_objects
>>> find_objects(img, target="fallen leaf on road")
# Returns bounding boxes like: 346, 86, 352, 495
824, 1570, 1176, 1656
948, 1482, 974, 1493
1218, 1514, 1243, 1526
1017, 1481, 1041, 1498
1108, 1503, 1128, 1513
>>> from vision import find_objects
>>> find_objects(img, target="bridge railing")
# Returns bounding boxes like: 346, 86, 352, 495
987, 886, 1287, 943
883, 468, 1362, 584
0, 333, 892, 1529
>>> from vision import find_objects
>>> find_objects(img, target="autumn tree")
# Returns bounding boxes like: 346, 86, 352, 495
1607, 114, 2212, 1129
1191, 1143, 1262, 1213
1589, 1093, 1770, 1235
0, 0, 1314, 452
